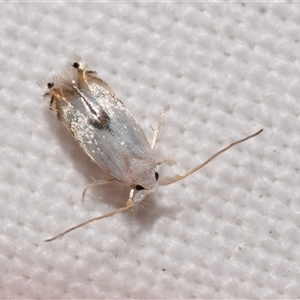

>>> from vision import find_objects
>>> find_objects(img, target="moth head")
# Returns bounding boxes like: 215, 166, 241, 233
135, 171, 159, 191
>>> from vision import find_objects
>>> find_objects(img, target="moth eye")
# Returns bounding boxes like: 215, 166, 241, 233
155, 172, 159, 181
72, 62, 79, 69
136, 185, 145, 191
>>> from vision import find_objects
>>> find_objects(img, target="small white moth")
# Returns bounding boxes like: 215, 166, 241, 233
43, 61, 262, 242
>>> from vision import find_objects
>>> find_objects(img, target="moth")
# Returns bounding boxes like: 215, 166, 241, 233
43, 61, 262, 242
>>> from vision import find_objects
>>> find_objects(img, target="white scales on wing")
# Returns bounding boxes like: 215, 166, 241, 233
49, 62, 156, 190
44, 60, 263, 242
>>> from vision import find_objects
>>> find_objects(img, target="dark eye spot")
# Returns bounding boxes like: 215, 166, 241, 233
155, 172, 159, 181
136, 185, 145, 191
47, 82, 54, 89
72, 62, 79, 69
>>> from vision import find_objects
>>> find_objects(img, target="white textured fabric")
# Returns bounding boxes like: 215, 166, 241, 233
0, 3, 299, 298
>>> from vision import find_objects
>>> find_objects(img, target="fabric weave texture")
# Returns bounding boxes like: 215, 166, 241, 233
0, 3, 299, 298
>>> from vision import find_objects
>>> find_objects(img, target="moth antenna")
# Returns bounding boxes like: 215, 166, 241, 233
44, 199, 134, 242
159, 129, 263, 186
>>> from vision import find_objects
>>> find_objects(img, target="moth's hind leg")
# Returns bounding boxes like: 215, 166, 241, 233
151, 105, 169, 149
151, 106, 177, 168
82, 178, 115, 202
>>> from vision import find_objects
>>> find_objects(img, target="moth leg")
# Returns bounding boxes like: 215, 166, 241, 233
156, 158, 176, 166
44, 189, 135, 242
82, 178, 115, 202
151, 105, 169, 149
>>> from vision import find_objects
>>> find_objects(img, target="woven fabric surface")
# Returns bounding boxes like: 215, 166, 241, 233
0, 2, 299, 298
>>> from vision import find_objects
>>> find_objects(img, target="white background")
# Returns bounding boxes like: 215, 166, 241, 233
0, 2, 299, 298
